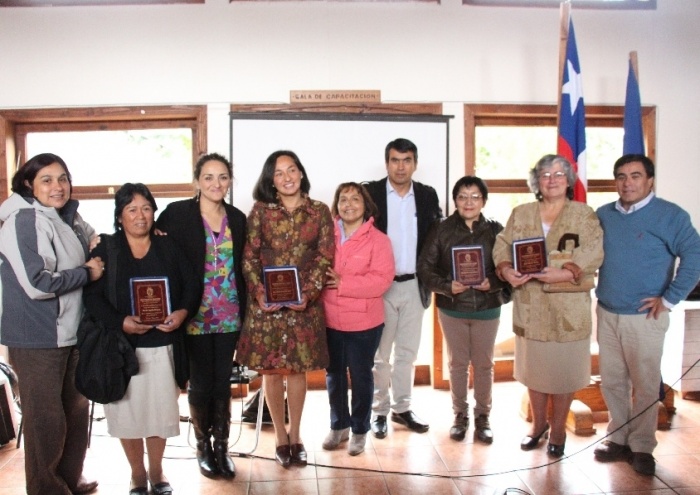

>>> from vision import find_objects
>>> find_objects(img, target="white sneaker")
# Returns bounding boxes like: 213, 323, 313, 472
348, 433, 366, 456
322, 427, 350, 450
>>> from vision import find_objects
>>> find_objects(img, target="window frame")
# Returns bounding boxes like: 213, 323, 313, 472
1, 0, 202, 7
462, 0, 656, 9
0, 105, 207, 202
464, 103, 657, 193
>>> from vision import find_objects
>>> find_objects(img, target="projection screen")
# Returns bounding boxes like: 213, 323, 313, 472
229, 112, 451, 217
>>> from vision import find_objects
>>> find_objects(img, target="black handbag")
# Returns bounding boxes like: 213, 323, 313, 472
241, 388, 288, 424
75, 235, 139, 404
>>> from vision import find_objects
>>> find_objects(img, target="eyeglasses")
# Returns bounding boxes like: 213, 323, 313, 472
456, 194, 483, 203
540, 171, 567, 181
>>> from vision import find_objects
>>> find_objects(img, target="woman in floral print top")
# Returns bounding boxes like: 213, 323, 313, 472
155, 153, 247, 480
236, 150, 334, 469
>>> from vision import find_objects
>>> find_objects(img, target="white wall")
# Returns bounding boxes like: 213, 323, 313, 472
1, 0, 698, 223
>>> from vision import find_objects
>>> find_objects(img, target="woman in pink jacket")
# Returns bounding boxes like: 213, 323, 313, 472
321, 182, 395, 456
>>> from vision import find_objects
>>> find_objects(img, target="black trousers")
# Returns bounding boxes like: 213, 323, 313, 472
186, 332, 239, 406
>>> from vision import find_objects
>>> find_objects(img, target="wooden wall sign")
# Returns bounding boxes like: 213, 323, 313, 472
290, 90, 381, 104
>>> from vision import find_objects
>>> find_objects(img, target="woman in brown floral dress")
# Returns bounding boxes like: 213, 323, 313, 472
236, 150, 334, 468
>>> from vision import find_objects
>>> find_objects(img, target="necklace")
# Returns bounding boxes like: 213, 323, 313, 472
203, 216, 226, 270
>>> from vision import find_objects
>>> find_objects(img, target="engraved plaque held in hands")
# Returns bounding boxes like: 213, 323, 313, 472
451, 245, 486, 286
130, 277, 172, 325
263, 266, 302, 305
513, 237, 547, 274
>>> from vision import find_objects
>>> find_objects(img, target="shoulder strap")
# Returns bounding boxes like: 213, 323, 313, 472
104, 235, 118, 308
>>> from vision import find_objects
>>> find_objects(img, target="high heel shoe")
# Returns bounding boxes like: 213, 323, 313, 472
547, 441, 566, 458
275, 444, 291, 468
149, 481, 173, 495
520, 423, 550, 451
290, 443, 307, 466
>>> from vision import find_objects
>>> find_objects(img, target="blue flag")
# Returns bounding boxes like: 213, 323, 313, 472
623, 58, 645, 154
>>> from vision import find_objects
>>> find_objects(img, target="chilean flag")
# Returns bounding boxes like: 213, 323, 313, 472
557, 17, 587, 203
623, 56, 645, 154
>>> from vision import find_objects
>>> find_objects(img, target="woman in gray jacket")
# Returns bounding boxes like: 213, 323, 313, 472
0, 153, 103, 495
417, 176, 509, 444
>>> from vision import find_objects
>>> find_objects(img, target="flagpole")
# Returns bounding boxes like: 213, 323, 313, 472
556, 1, 571, 128
629, 50, 639, 84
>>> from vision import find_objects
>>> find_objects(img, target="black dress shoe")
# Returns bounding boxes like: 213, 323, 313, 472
520, 423, 549, 451
71, 477, 98, 494
275, 444, 291, 468
474, 414, 493, 444
290, 443, 308, 466
547, 441, 566, 458
630, 452, 655, 476
449, 412, 468, 441
391, 410, 429, 433
371, 415, 388, 439
149, 481, 173, 495
594, 440, 632, 462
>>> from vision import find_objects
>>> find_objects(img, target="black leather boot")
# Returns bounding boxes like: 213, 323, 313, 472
212, 399, 236, 478
189, 403, 219, 478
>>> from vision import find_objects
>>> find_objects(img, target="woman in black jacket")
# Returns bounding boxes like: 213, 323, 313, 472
156, 153, 247, 479
417, 176, 509, 444
84, 183, 200, 495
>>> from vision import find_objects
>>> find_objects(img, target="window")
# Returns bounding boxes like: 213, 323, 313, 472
1, 0, 202, 7
463, 0, 656, 9
0, 105, 206, 234
464, 103, 656, 224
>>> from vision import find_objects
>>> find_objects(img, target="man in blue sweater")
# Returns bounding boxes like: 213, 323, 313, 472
594, 154, 700, 476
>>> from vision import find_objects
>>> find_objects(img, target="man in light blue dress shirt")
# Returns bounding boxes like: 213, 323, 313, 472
364, 138, 442, 438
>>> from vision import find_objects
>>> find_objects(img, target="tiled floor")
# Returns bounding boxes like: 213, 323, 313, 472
2, 381, 700, 494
